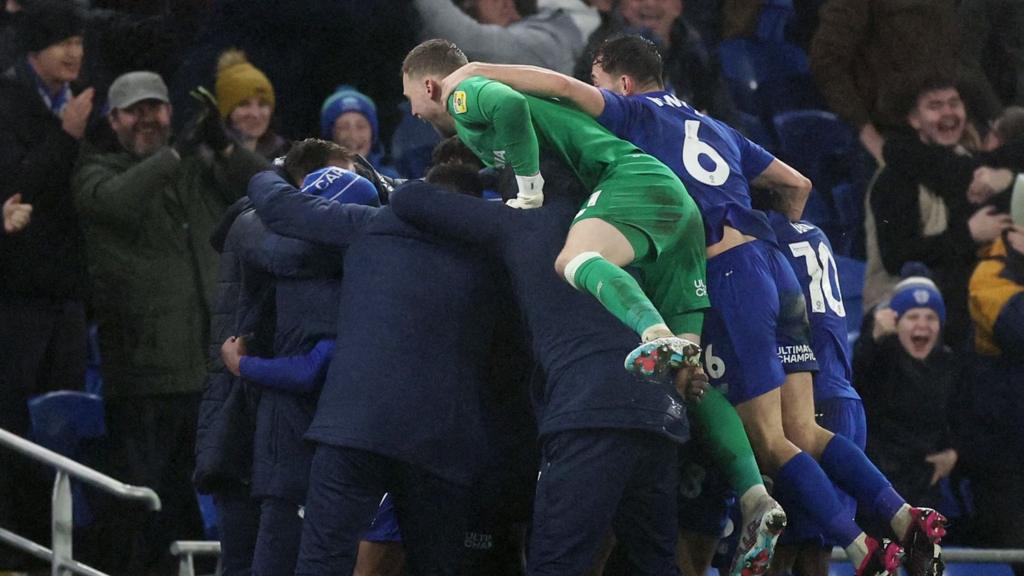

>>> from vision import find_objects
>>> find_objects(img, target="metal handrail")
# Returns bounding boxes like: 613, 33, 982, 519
0, 427, 160, 511
170, 541, 222, 576
0, 426, 163, 576
832, 546, 1024, 563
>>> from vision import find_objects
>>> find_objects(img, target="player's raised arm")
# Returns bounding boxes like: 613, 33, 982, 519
750, 159, 812, 221
442, 62, 605, 118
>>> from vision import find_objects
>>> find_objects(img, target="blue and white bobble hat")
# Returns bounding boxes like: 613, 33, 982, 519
889, 275, 946, 325
300, 167, 380, 207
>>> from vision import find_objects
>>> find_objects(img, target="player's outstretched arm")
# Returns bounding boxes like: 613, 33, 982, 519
441, 62, 605, 117
751, 159, 812, 221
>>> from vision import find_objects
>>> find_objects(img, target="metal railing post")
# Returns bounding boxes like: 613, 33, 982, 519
51, 471, 73, 576
0, 427, 162, 576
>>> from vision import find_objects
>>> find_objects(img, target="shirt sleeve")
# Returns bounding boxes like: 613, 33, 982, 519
594, 89, 631, 137
453, 78, 541, 176
238, 339, 335, 394
736, 126, 775, 180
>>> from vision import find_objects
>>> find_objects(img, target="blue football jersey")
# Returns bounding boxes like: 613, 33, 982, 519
768, 212, 860, 403
596, 89, 776, 246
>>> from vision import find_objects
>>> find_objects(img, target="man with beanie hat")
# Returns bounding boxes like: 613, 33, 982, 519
301, 166, 380, 207
0, 0, 95, 565
72, 69, 268, 575
854, 267, 963, 515
321, 85, 398, 178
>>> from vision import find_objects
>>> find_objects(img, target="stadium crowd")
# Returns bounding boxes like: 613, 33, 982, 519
1, 0, 1023, 575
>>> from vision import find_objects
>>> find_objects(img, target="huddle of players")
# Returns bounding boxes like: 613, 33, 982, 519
232, 34, 950, 576
394, 35, 950, 576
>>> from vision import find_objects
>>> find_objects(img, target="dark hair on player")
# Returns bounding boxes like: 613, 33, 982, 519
425, 162, 484, 197
431, 135, 483, 169
402, 39, 469, 79
592, 34, 665, 90
284, 138, 354, 186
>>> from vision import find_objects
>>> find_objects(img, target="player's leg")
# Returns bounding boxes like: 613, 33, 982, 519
585, 533, 616, 576
676, 439, 732, 576
388, 462, 471, 576
557, 217, 669, 340
789, 543, 831, 576
355, 494, 405, 576
252, 496, 304, 576
527, 429, 652, 576
760, 383, 906, 575
355, 542, 405, 576
610, 431, 681, 576
769, 398, 866, 576
699, 247, 800, 575
294, 444, 388, 576
558, 173, 705, 370
677, 531, 719, 576
788, 388, 947, 576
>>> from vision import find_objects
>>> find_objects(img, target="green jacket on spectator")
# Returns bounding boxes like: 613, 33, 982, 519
73, 146, 267, 398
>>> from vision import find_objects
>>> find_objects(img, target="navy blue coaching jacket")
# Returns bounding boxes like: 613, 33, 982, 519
248, 171, 506, 486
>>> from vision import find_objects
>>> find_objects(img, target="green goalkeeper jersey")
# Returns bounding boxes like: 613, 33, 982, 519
447, 76, 668, 189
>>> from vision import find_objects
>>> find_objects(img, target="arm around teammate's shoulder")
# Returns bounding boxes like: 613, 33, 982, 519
390, 180, 508, 247
442, 62, 604, 117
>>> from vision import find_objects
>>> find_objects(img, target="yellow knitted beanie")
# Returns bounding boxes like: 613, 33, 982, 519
214, 49, 275, 119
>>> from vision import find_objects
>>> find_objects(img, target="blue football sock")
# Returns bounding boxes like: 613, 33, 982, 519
819, 434, 906, 521
774, 452, 862, 548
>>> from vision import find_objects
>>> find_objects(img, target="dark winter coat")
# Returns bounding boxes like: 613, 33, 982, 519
0, 59, 88, 301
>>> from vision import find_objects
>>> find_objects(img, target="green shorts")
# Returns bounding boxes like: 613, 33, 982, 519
573, 154, 710, 321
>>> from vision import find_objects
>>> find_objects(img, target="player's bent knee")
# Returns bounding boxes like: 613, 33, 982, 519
558, 250, 603, 289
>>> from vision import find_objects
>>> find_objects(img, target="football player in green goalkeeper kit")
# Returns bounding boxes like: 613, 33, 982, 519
403, 38, 706, 375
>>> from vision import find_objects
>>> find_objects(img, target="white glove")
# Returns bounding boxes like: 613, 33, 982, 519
507, 173, 544, 209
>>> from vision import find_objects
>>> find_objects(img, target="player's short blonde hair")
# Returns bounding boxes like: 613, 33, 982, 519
402, 39, 469, 79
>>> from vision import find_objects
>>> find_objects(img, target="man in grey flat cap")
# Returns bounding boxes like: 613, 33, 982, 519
72, 70, 268, 576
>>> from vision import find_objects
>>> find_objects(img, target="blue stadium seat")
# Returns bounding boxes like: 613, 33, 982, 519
736, 110, 776, 152
829, 561, 854, 576
772, 110, 855, 186
196, 492, 219, 540
757, 0, 795, 42
773, 110, 857, 233
29, 391, 105, 457
829, 181, 864, 256
85, 323, 104, 396
718, 39, 818, 119
28, 391, 106, 527
836, 256, 865, 351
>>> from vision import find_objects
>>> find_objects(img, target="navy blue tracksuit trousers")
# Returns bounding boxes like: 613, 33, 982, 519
295, 444, 470, 576
527, 428, 681, 576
